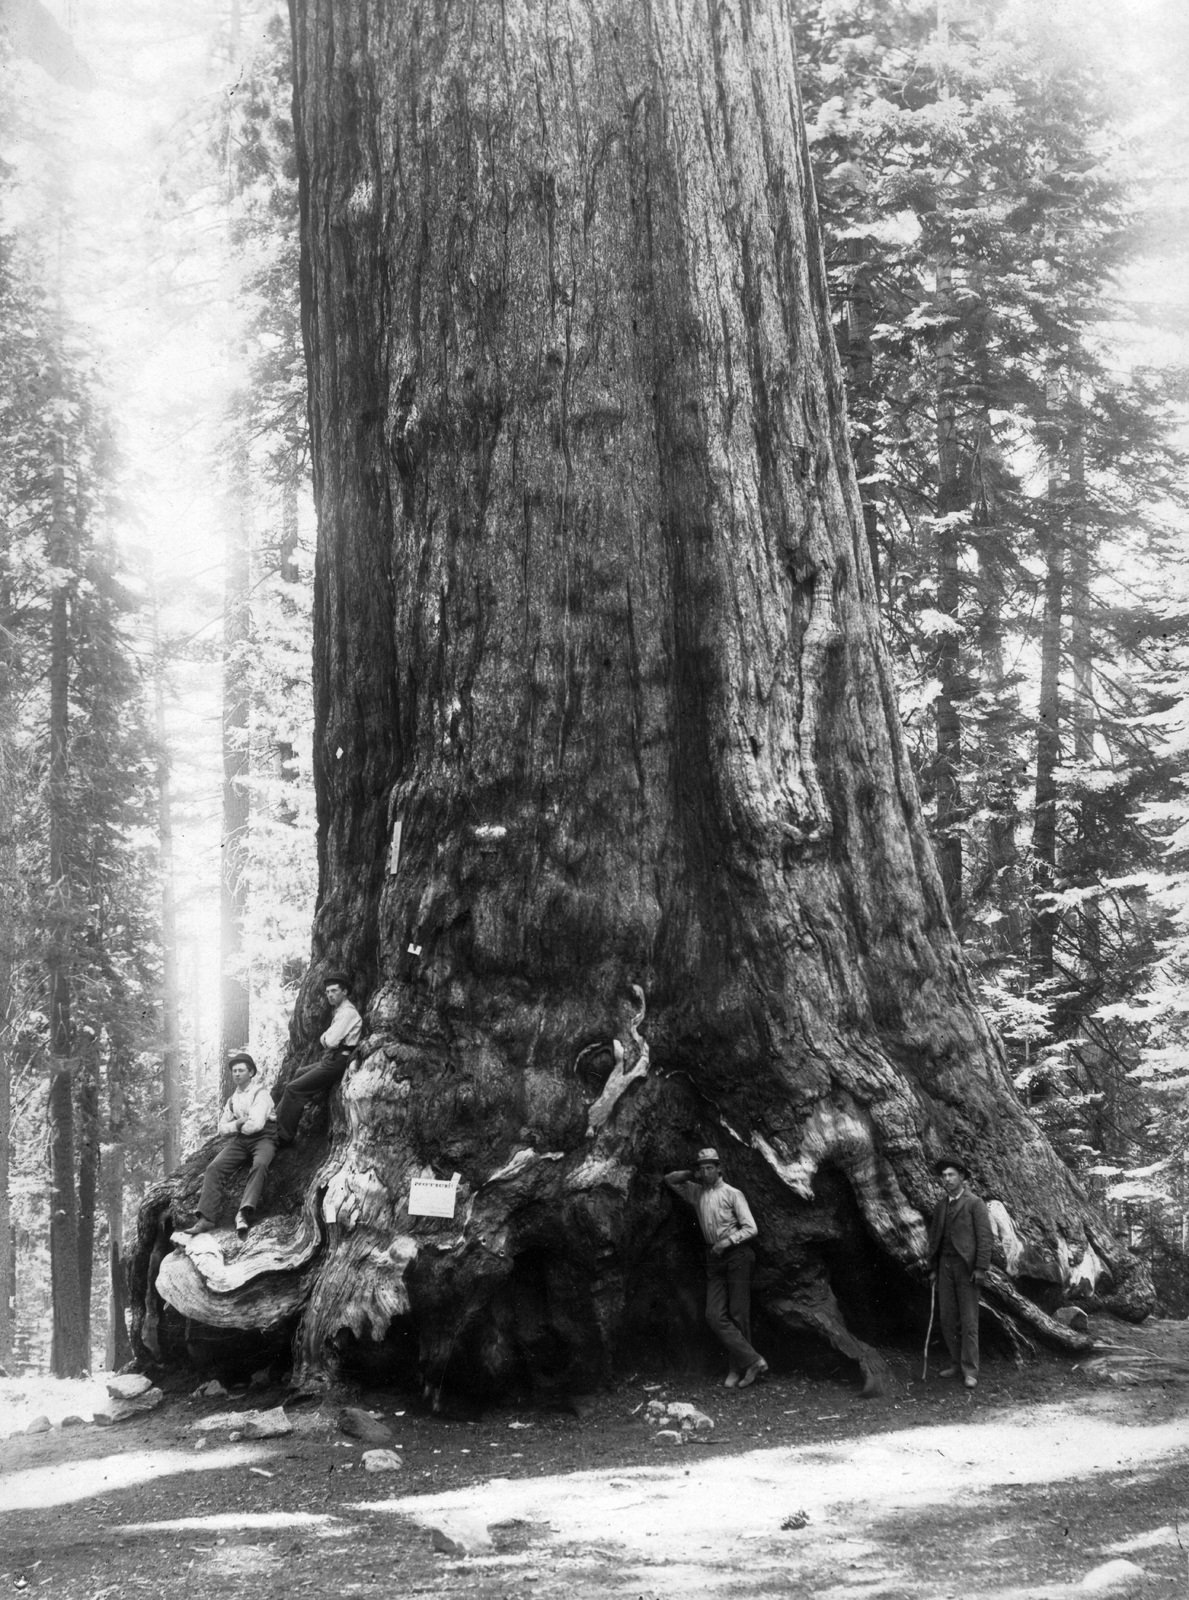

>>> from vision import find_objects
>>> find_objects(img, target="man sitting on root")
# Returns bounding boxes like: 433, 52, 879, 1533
181, 1052, 277, 1241
665, 1147, 768, 1389
272, 971, 363, 1146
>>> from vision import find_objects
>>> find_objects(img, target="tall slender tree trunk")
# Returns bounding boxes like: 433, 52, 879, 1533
1065, 416, 1099, 983
839, 238, 880, 597
154, 622, 183, 1172
274, 481, 301, 823
47, 431, 87, 1379
1031, 376, 1067, 989
0, 940, 13, 1367
974, 529, 1022, 948
930, 256, 964, 925
104, 1051, 132, 1370
220, 444, 252, 1083
75, 1028, 100, 1354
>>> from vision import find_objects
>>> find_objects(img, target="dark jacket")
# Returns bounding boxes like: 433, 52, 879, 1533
928, 1189, 993, 1275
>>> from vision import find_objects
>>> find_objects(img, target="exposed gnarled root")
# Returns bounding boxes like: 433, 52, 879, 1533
766, 1270, 891, 1397
983, 1266, 1098, 1353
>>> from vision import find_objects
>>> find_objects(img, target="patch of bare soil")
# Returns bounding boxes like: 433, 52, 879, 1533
1, 1318, 1187, 1599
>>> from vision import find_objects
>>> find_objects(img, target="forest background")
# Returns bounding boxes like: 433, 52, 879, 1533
1, 0, 1188, 1376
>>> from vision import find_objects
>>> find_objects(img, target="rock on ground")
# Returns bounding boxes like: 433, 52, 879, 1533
242, 1407, 292, 1439
362, 1449, 403, 1472
94, 1388, 164, 1425
192, 1406, 291, 1438
338, 1406, 395, 1444
25, 1415, 51, 1434
106, 1374, 153, 1400
646, 1399, 714, 1433
1056, 1306, 1091, 1333
428, 1518, 493, 1556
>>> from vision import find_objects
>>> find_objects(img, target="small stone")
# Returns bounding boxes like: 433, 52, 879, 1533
1081, 1559, 1145, 1591
192, 1378, 229, 1399
194, 1437, 208, 1451
428, 1519, 492, 1555
338, 1406, 394, 1444
431, 1527, 466, 1556
363, 1449, 403, 1472
249, 1367, 272, 1390
60, 1415, 87, 1429
290, 1409, 334, 1438
194, 1406, 288, 1435
242, 1407, 292, 1439
651, 1399, 713, 1432
1056, 1306, 1091, 1333
228, 1431, 243, 1442
654, 1428, 684, 1442
106, 1373, 153, 1401
94, 1387, 164, 1425
25, 1415, 52, 1435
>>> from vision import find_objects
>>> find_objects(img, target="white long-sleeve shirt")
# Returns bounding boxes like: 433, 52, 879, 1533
670, 1177, 758, 1249
218, 1082, 276, 1137
321, 997, 363, 1050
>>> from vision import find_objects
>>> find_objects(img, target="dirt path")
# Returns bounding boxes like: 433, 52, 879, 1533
2, 1327, 1188, 1598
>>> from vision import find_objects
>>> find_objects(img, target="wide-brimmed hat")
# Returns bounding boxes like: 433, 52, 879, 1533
934, 1154, 969, 1178
694, 1147, 721, 1166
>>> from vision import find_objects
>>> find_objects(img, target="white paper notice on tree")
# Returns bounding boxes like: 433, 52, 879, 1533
407, 1172, 461, 1218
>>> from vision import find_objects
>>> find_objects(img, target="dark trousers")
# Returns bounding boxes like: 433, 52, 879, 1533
705, 1244, 761, 1373
273, 1046, 353, 1142
197, 1132, 277, 1223
938, 1251, 981, 1377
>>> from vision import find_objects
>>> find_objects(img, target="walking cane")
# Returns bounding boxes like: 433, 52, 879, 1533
922, 1276, 937, 1380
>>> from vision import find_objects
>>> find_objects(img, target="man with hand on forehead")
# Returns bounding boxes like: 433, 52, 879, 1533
665, 1147, 768, 1389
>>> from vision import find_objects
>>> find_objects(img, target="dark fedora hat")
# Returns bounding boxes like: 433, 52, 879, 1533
934, 1154, 970, 1178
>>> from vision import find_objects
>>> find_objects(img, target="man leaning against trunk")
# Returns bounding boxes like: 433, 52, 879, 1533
665, 1147, 768, 1389
273, 972, 363, 1145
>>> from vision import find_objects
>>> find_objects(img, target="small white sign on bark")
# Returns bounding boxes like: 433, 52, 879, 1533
408, 1174, 460, 1218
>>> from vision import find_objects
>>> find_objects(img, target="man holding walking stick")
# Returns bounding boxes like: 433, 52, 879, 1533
927, 1155, 993, 1388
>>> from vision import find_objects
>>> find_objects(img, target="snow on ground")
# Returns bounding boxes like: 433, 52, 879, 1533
0, 1374, 115, 1436
0, 1445, 272, 1511
355, 1394, 1189, 1596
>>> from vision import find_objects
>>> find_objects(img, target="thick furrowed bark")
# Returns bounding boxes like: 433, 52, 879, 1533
133, 0, 1149, 1394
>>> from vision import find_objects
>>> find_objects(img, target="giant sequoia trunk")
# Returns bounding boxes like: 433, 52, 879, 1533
134, 0, 1149, 1397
